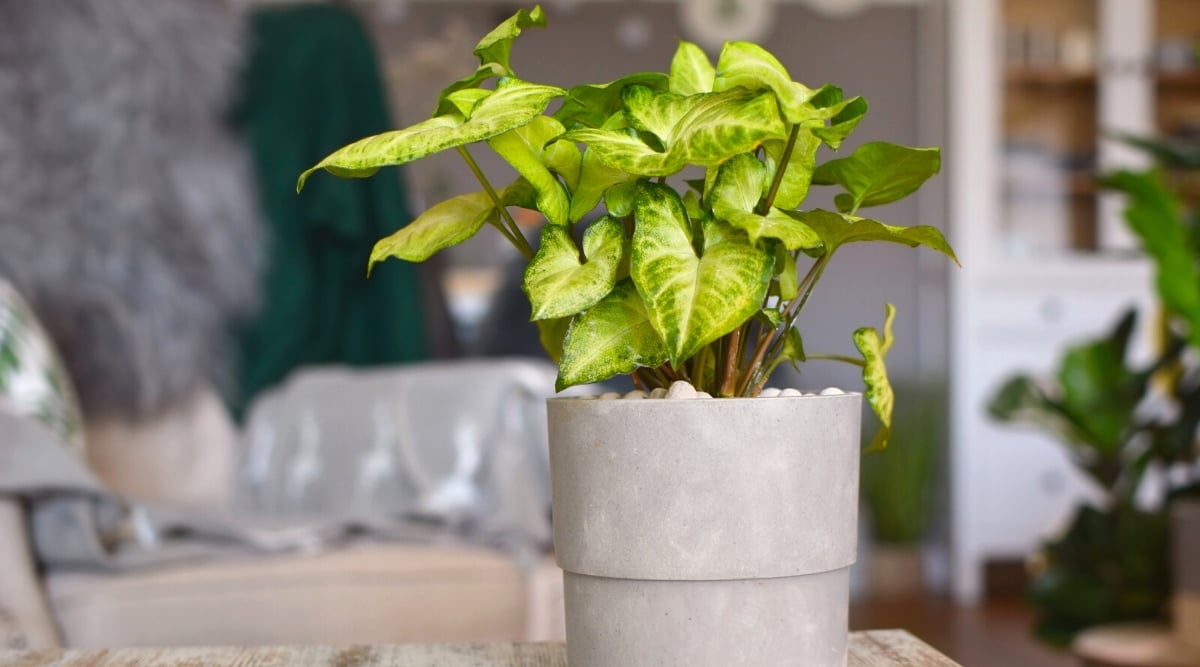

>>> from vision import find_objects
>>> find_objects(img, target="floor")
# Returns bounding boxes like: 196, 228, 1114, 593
850, 596, 1076, 667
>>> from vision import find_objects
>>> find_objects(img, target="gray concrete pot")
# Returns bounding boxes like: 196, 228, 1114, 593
548, 393, 861, 666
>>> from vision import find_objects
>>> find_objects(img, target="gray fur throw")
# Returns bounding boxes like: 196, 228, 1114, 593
0, 0, 262, 420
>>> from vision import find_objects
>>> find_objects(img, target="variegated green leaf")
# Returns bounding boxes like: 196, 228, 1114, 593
811, 142, 940, 213
368, 191, 496, 270
622, 85, 692, 146
568, 148, 635, 222
763, 123, 823, 211
437, 87, 494, 118
670, 41, 715, 95
554, 72, 670, 129
785, 209, 959, 263
562, 127, 682, 177
298, 78, 564, 191
713, 41, 813, 124
605, 179, 639, 217
487, 116, 570, 225
523, 216, 625, 320
544, 139, 582, 192
673, 88, 788, 166
710, 153, 822, 250
557, 279, 668, 390
434, 63, 507, 116
536, 316, 572, 364
631, 182, 773, 364
855, 303, 896, 451
473, 5, 546, 73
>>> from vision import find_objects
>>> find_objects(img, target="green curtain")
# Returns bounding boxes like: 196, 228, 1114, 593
231, 4, 428, 418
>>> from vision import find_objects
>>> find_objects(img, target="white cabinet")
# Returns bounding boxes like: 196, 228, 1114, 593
945, 0, 1193, 603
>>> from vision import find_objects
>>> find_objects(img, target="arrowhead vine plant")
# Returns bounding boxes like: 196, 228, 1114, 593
298, 6, 958, 449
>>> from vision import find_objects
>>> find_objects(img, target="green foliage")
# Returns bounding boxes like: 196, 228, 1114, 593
299, 6, 958, 431
988, 134, 1200, 645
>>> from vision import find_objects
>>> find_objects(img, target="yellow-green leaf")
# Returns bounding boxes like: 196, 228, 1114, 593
855, 303, 896, 451
713, 41, 813, 124
536, 316, 572, 364
523, 216, 625, 320
298, 78, 564, 191
710, 153, 822, 250
785, 209, 959, 264
763, 123, 823, 210
368, 191, 496, 271
487, 115, 570, 225
473, 5, 546, 73
568, 147, 636, 222
631, 182, 773, 365
670, 41, 715, 95
554, 72, 670, 130
811, 142, 941, 213
557, 279, 668, 390
561, 127, 682, 177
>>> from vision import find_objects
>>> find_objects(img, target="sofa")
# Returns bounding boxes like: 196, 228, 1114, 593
0, 359, 567, 650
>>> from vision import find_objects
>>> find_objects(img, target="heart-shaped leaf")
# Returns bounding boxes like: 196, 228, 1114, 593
435, 68, 505, 116
670, 41, 715, 95
368, 191, 497, 270
557, 279, 668, 390
631, 182, 774, 364
785, 209, 958, 264
566, 87, 786, 177
855, 303, 896, 451
713, 42, 813, 124
554, 72, 670, 130
568, 148, 636, 222
299, 78, 564, 191
710, 153, 822, 250
763, 123, 823, 210
487, 115, 570, 225
536, 316, 572, 364
811, 142, 941, 214
473, 5, 546, 73
523, 216, 626, 320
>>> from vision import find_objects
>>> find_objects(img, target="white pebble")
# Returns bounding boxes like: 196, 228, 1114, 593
759, 387, 782, 398
695, 391, 712, 399
624, 390, 647, 400
600, 392, 622, 400
780, 388, 803, 397
666, 381, 698, 399
649, 387, 668, 399
802, 391, 819, 397
819, 387, 845, 396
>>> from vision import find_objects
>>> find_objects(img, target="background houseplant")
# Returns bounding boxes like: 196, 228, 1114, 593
299, 6, 957, 664
989, 135, 1200, 646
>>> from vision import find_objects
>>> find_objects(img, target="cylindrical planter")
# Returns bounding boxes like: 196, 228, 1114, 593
548, 393, 861, 667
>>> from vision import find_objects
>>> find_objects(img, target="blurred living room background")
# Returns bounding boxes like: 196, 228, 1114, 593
2, 1, 1200, 665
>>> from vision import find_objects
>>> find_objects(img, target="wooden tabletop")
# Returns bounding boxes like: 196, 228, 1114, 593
0, 630, 959, 666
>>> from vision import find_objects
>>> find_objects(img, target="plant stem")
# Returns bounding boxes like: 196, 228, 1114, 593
737, 256, 827, 395
757, 124, 800, 215
806, 353, 866, 367
457, 145, 534, 259
720, 326, 743, 396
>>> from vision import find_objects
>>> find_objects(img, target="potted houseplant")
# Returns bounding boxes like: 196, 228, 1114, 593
299, 7, 957, 665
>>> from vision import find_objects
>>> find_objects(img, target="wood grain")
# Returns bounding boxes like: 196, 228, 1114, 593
0, 631, 956, 666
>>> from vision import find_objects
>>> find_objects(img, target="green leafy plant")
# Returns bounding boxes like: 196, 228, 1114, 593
299, 6, 958, 447
989, 135, 1200, 646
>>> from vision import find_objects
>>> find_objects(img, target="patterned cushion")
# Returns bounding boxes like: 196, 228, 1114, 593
0, 280, 84, 457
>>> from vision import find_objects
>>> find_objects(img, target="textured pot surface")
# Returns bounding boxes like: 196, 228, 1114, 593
548, 393, 861, 666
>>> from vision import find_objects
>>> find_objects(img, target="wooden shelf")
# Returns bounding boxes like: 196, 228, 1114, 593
1006, 67, 1098, 87
1156, 70, 1200, 89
